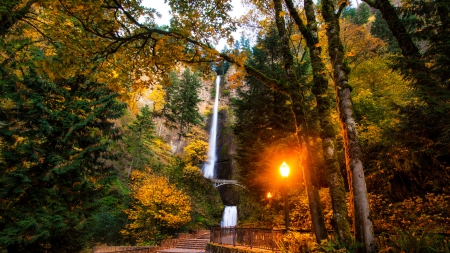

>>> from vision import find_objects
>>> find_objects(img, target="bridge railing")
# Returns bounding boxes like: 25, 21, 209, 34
211, 227, 286, 251
211, 227, 450, 252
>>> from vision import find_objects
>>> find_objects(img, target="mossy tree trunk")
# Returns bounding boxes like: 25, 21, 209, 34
321, 0, 377, 252
284, 0, 352, 244
273, 0, 328, 242
362, 0, 442, 106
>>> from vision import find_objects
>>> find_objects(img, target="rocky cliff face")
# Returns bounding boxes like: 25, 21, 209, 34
211, 67, 242, 206
139, 70, 216, 155
139, 66, 243, 205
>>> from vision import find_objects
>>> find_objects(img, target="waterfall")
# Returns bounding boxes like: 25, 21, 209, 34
203, 75, 221, 179
203, 75, 238, 227
221, 206, 237, 227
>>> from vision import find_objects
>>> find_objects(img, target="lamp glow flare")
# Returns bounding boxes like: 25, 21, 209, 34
280, 162, 290, 178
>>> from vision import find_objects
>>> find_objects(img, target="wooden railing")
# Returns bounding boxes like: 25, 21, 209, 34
211, 227, 450, 252
211, 227, 286, 251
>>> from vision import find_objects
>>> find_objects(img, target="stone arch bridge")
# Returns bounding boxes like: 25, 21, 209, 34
211, 179, 246, 190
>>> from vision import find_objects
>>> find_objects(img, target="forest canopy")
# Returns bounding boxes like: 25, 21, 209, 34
1, 0, 449, 252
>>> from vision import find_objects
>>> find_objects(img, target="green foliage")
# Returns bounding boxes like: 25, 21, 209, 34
383, 227, 449, 253
164, 68, 203, 139
370, 11, 401, 53
353, 3, 371, 25
233, 34, 251, 52
179, 163, 224, 229
124, 105, 156, 177
236, 192, 276, 228
379, 1, 450, 200
342, 3, 371, 25
0, 57, 126, 252
232, 27, 299, 196
87, 187, 130, 246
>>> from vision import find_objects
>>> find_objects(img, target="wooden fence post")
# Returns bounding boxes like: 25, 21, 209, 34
271, 227, 274, 251
250, 228, 253, 249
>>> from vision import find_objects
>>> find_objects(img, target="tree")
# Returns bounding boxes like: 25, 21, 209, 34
354, 2, 372, 25
370, 10, 401, 53
163, 68, 203, 139
122, 169, 191, 244
322, 0, 377, 251
120, 105, 156, 178
363, 0, 450, 109
362, 0, 450, 202
284, 0, 353, 243
0, 60, 126, 252
232, 28, 297, 194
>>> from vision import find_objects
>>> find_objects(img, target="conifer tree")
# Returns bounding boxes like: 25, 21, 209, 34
163, 68, 203, 139
124, 105, 156, 178
0, 62, 125, 252
370, 10, 401, 53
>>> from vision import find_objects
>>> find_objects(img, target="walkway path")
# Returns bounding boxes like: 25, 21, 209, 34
157, 233, 209, 253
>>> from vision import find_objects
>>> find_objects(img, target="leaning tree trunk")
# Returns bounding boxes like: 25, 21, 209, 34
321, 1, 377, 252
273, 0, 328, 242
284, 0, 352, 244
363, 0, 441, 106
290, 92, 329, 242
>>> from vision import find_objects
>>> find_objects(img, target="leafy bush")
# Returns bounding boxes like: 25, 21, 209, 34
277, 232, 361, 253
369, 193, 450, 233
382, 227, 450, 253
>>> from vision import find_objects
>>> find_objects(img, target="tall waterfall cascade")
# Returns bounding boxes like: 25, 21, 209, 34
221, 206, 237, 227
202, 75, 238, 228
203, 75, 221, 179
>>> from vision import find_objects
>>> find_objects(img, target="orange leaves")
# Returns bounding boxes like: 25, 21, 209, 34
122, 169, 191, 242
369, 193, 450, 233
346, 51, 356, 57
227, 71, 245, 89
290, 34, 301, 42
341, 20, 386, 65
279, 11, 287, 17
336, 0, 350, 6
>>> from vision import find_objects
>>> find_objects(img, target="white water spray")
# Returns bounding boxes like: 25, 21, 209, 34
203, 76, 221, 179
203, 75, 238, 227
221, 206, 237, 227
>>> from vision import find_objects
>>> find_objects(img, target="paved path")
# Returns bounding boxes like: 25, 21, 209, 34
158, 249, 204, 253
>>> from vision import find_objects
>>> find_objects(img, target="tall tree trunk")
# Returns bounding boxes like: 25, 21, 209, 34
284, 0, 352, 243
321, 1, 377, 252
364, 0, 420, 58
363, 0, 441, 105
273, 0, 328, 242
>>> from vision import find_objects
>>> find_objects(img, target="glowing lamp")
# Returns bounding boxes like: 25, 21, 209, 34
267, 192, 272, 199
279, 161, 290, 178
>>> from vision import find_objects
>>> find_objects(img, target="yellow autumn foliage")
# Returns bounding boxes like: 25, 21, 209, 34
148, 84, 166, 114
122, 169, 191, 243
183, 139, 208, 164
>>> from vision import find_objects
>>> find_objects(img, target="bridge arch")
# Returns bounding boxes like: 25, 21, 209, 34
211, 179, 247, 190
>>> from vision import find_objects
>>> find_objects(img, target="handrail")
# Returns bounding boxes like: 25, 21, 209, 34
210, 227, 286, 251
211, 179, 247, 189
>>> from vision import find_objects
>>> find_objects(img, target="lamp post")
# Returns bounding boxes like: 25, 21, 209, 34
280, 161, 290, 231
